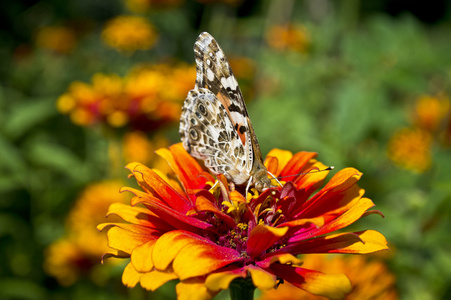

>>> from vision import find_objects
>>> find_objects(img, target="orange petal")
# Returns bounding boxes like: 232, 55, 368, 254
284, 230, 388, 255
173, 238, 242, 280
127, 162, 192, 213
152, 230, 241, 279
265, 149, 293, 176
314, 197, 376, 236
122, 262, 142, 288
131, 241, 155, 273
271, 264, 351, 299
205, 269, 246, 292
157, 143, 213, 190
102, 224, 156, 254
322, 167, 362, 192
247, 265, 277, 290
280, 151, 317, 181
247, 225, 288, 258
140, 270, 178, 291
106, 202, 171, 230
176, 278, 218, 300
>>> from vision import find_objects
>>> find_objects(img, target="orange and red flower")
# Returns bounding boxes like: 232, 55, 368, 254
99, 144, 387, 299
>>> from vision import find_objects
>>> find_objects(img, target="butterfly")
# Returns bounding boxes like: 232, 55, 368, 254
180, 32, 279, 193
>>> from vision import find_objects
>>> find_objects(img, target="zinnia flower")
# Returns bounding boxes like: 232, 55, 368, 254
387, 127, 432, 173
258, 254, 397, 300
45, 181, 127, 285
101, 15, 158, 53
412, 94, 450, 132
99, 144, 387, 299
56, 64, 195, 130
266, 24, 310, 53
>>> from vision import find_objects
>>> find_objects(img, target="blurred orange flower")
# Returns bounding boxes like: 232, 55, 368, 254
101, 15, 158, 52
57, 63, 195, 130
99, 144, 387, 299
44, 181, 128, 286
258, 254, 397, 300
266, 24, 310, 53
35, 25, 77, 54
413, 94, 450, 132
387, 128, 432, 172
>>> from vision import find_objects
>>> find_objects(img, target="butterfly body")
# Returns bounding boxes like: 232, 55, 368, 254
180, 32, 271, 192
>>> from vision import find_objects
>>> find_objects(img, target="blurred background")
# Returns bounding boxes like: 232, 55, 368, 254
1, 0, 451, 299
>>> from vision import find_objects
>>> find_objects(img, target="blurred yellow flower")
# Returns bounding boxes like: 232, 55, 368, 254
258, 254, 397, 300
101, 15, 158, 52
57, 63, 195, 130
125, 0, 184, 12
266, 24, 310, 53
35, 25, 77, 54
413, 94, 450, 132
44, 181, 128, 286
387, 128, 432, 173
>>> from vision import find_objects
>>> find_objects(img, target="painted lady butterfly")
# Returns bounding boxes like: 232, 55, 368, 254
180, 32, 276, 193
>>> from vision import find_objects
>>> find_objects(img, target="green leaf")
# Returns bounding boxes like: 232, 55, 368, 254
3, 97, 57, 139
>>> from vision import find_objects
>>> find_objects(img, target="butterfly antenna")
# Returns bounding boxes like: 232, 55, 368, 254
267, 171, 283, 188
277, 166, 334, 180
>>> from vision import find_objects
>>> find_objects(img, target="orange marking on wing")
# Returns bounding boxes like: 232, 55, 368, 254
216, 92, 246, 145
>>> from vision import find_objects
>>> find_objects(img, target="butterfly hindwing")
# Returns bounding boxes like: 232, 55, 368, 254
180, 88, 252, 185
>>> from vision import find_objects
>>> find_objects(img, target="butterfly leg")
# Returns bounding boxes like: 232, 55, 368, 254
245, 176, 253, 199
209, 180, 219, 191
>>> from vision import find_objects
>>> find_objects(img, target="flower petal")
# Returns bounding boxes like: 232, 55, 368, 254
106, 202, 172, 231
140, 270, 178, 291
156, 143, 214, 191
126, 162, 192, 212
205, 268, 246, 292
247, 225, 288, 258
122, 262, 142, 288
247, 265, 277, 290
270, 263, 351, 299
258, 253, 304, 268
283, 230, 388, 255
265, 149, 293, 176
279, 151, 317, 181
152, 230, 242, 279
100, 223, 156, 254
131, 241, 155, 272
176, 278, 218, 300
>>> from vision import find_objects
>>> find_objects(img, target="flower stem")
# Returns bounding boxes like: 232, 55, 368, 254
229, 278, 256, 300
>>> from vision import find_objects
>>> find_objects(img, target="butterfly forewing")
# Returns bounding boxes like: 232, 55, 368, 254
180, 32, 271, 191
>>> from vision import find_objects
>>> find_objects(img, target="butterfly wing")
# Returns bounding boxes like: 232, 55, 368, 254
193, 32, 264, 156
180, 32, 270, 189
180, 88, 251, 185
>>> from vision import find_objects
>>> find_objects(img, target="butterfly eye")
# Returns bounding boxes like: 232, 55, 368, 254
255, 182, 263, 192
189, 128, 199, 140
